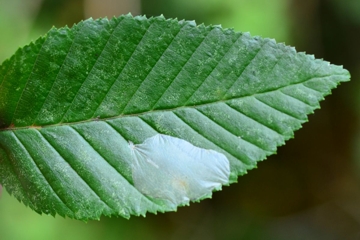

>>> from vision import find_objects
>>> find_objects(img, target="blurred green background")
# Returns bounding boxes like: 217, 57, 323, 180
1, 0, 360, 239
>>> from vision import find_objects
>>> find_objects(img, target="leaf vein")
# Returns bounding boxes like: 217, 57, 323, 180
184, 33, 244, 105
151, 27, 215, 110
59, 19, 125, 122
91, 21, 154, 117
195, 108, 269, 153
38, 130, 114, 211
121, 23, 186, 114
279, 90, 314, 108
1, 133, 36, 209
32, 29, 79, 125
172, 111, 249, 165
12, 131, 74, 215
301, 82, 324, 94
223, 40, 267, 98
2, 74, 346, 132
136, 117, 161, 134
225, 102, 283, 135
0, 60, 15, 92
70, 125, 160, 208
11, 40, 46, 125
254, 96, 304, 121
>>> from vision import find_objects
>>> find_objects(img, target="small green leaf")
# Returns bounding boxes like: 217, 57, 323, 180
0, 14, 350, 220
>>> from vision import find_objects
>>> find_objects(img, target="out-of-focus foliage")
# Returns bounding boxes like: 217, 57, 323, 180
0, 0, 43, 62
142, 0, 290, 42
330, 0, 360, 24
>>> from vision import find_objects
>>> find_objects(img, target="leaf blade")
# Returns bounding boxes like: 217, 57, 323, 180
0, 14, 350, 220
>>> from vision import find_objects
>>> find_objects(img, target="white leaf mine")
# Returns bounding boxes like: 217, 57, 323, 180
129, 134, 230, 207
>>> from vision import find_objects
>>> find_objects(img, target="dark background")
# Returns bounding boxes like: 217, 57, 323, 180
1, 0, 360, 239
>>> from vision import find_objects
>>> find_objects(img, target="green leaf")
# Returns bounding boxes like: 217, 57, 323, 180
0, 14, 350, 220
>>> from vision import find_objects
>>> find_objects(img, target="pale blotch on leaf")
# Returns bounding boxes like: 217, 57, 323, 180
129, 134, 230, 207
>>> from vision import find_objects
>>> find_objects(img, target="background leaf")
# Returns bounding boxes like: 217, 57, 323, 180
0, 14, 349, 220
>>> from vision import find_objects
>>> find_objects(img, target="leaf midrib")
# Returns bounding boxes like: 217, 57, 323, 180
0, 73, 343, 132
